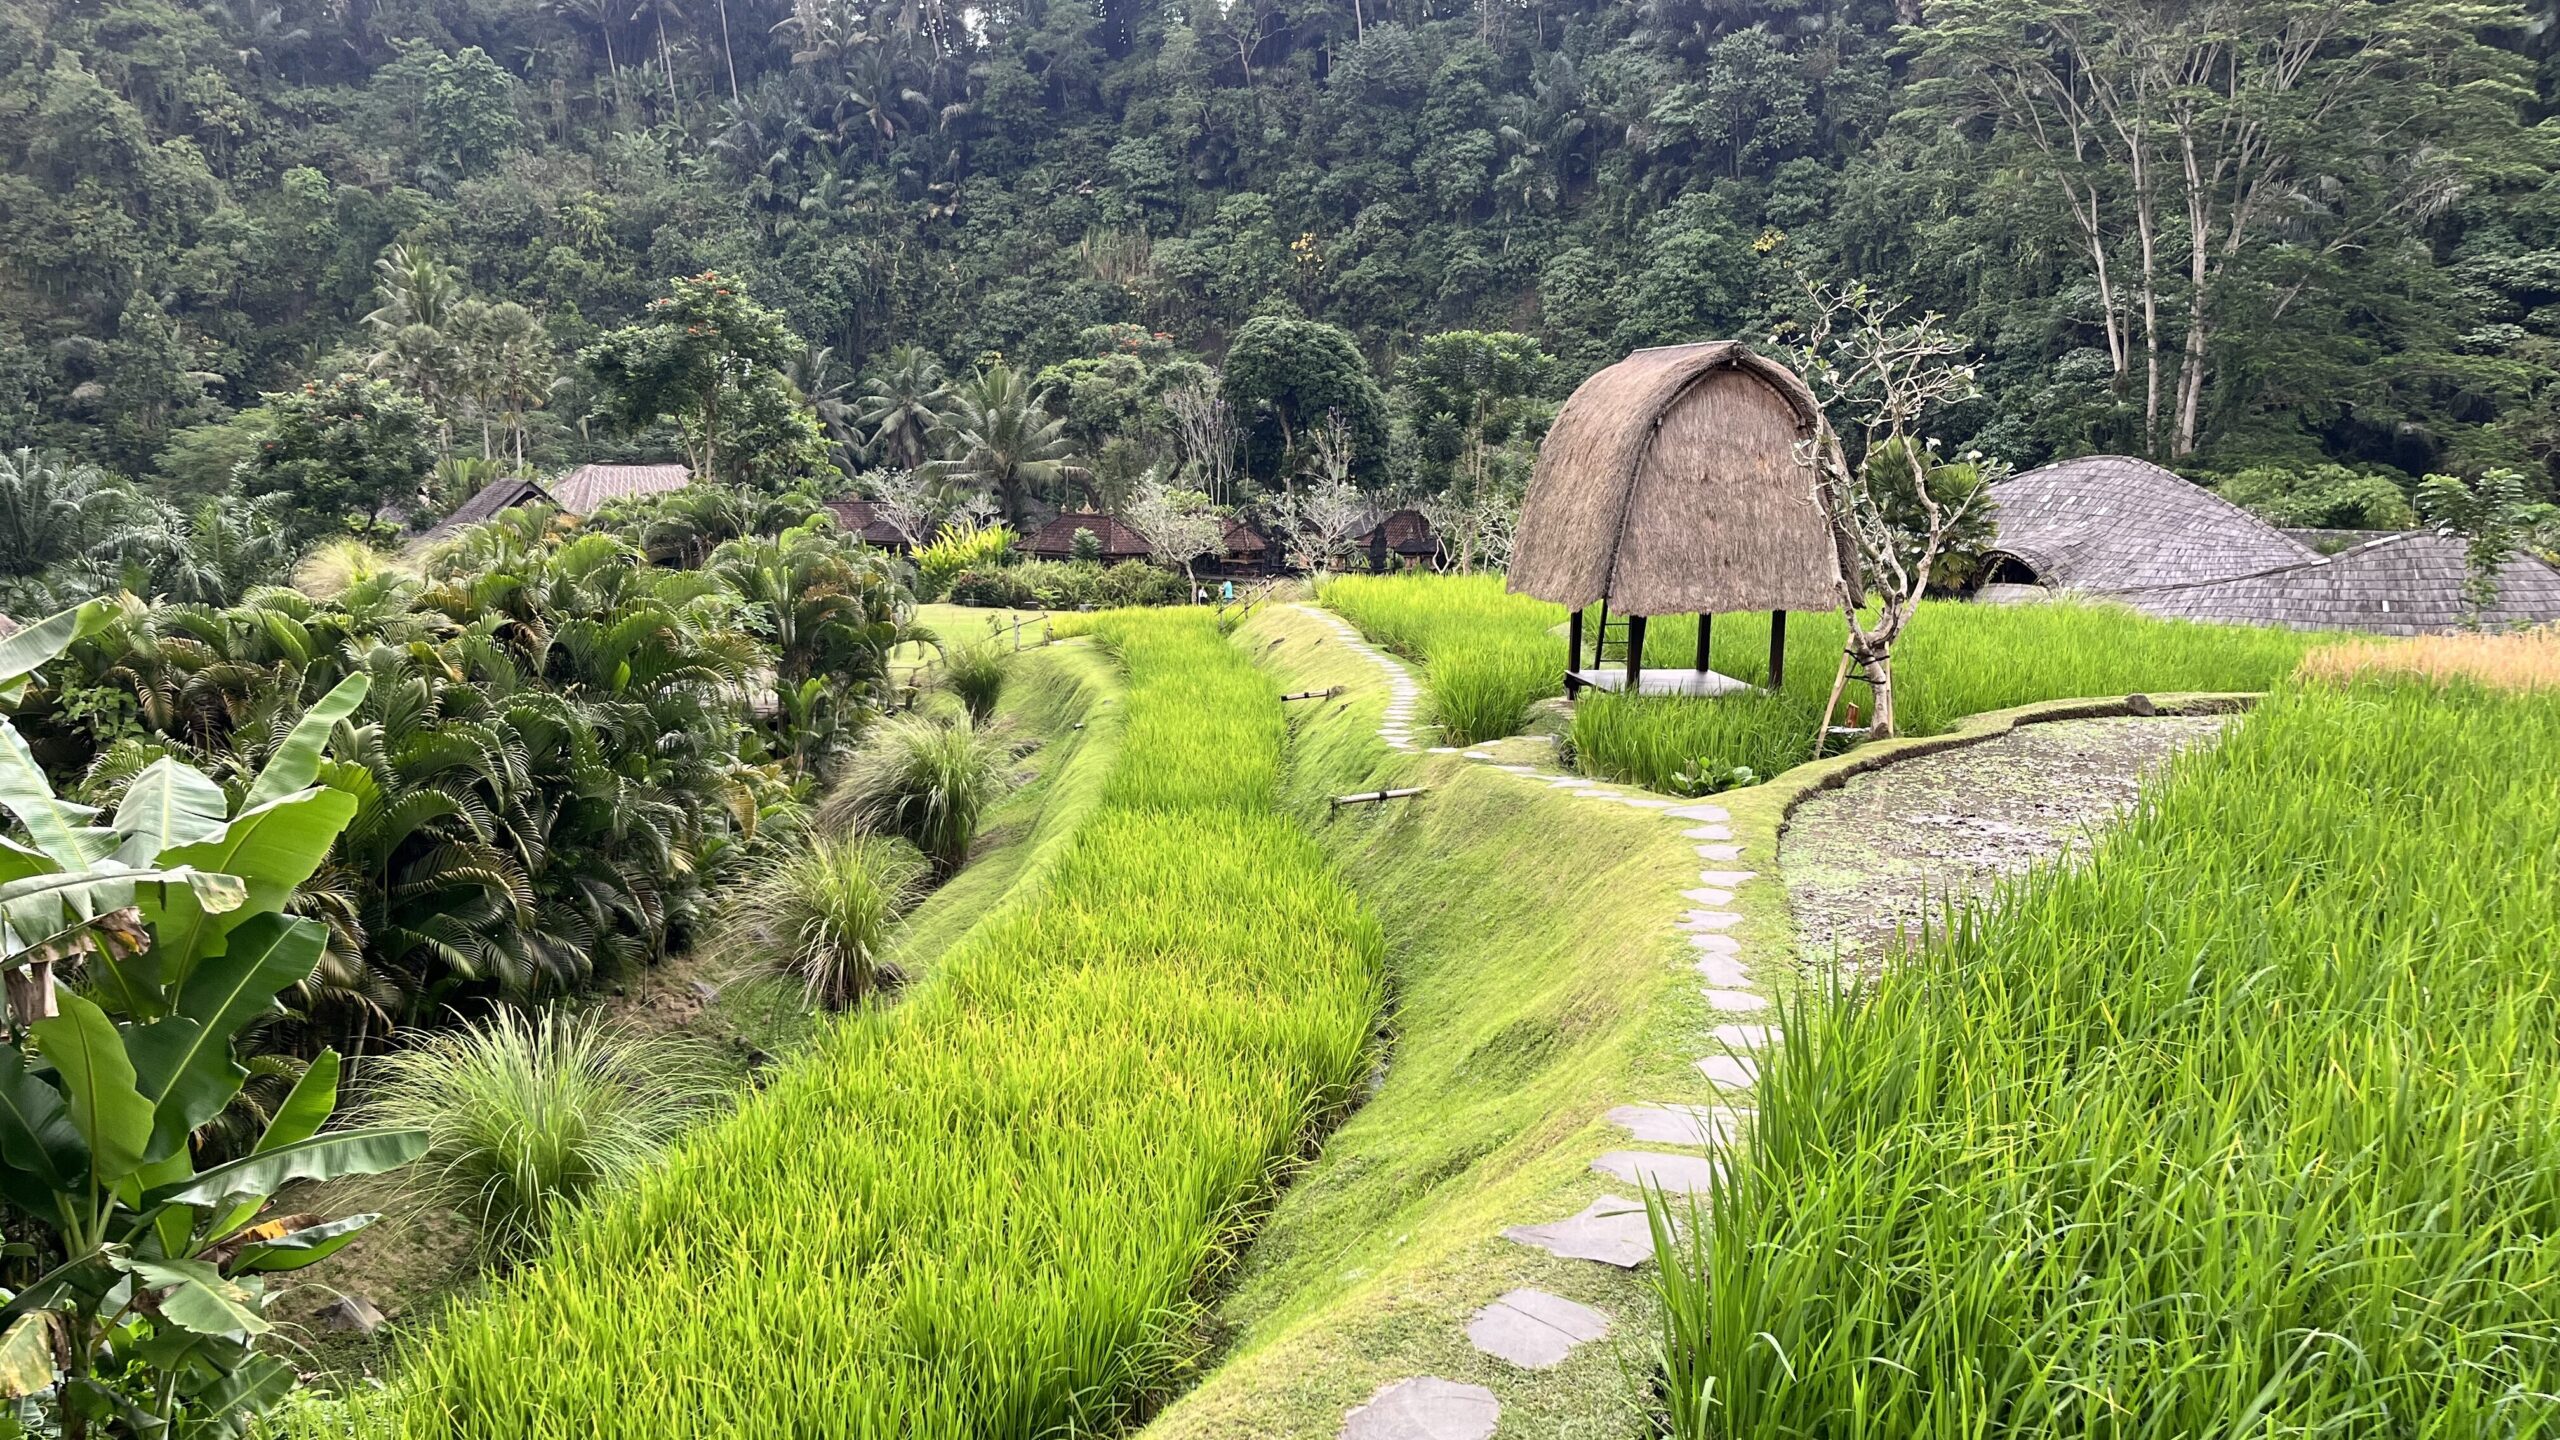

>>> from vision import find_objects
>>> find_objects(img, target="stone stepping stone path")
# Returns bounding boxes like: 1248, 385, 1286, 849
1500, 1195, 1657, 1267
1293, 606, 1787, 1434
1340, 1377, 1501, 1440
1466, 1289, 1613, 1371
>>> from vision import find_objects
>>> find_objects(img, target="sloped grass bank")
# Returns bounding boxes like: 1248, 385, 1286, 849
1139, 603, 1739, 1438
1661, 675, 2560, 1436
1320, 573, 2313, 791
342, 612, 1384, 1439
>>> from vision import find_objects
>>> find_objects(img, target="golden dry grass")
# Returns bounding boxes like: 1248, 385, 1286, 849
2300, 626, 2560, 693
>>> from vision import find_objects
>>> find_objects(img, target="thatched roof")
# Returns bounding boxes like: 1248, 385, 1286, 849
824, 498, 921, 550
2122, 531, 2560, 635
550, 462, 691, 513
1025, 511, 1152, 560
1986, 456, 2313, 592
1356, 509, 1440, 557
420, 475, 554, 543
1221, 517, 1271, 556
1509, 342, 1840, 615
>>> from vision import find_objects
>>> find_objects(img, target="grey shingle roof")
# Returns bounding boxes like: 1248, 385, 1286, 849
2125, 532, 2560, 635
1987, 456, 2314, 592
549, 463, 691, 513
420, 476, 553, 543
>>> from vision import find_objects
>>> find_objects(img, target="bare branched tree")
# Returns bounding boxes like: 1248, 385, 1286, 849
1785, 278, 1997, 739
863, 466, 940, 547
1125, 472, 1228, 586
1165, 378, 1239, 503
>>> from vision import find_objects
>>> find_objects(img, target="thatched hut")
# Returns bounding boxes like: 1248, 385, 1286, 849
1510, 342, 1840, 694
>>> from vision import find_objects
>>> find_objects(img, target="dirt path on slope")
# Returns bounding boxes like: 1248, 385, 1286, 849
1780, 714, 2230, 971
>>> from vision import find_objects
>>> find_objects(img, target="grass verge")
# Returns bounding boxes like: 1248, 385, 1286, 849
1659, 673, 2560, 1435
1136, 602, 1748, 1439
322, 612, 1383, 1439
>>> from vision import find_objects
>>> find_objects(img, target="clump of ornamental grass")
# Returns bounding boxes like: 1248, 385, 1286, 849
727, 831, 928, 1009
939, 640, 1009, 725
365, 1011, 718, 1264
819, 713, 1012, 872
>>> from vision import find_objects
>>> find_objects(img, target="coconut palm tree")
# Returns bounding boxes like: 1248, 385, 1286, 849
856, 344, 950, 471
927, 362, 1084, 527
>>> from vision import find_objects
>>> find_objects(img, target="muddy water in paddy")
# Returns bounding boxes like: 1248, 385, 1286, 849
1780, 714, 2231, 972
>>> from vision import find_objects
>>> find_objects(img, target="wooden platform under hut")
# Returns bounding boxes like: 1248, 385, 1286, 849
1510, 341, 1841, 696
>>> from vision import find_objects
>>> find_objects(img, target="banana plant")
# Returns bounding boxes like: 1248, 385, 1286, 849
0, 604, 425, 1439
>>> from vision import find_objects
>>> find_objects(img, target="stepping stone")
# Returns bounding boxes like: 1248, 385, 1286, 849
1703, 987, 1769, 1012
1665, 804, 1731, 821
1682, 887, 1734, 907
1502, 1194, 1654, 1268
1429, 746, 1461, 754
1618, 797, 1677, 809
1689, 931, 1741, 956
1340, 1377, 1499, 1440
1463, 750, 1495, 759
1494, 764, 1537, 774
1682, 824, 1733, 841
1695, 954, 1751, 988
1697, 870, 1757, 888
1697, 1054, 1759, 1088
1545, 776, 1587, 787
1466, 1288, 1613, 1371
1709, 1023, 1779, 1050
1679, 910, 1741, 932
1593, 1150, 1722, 1195
1697, 844, 1744, 863
1607, 1103, 1747, 1147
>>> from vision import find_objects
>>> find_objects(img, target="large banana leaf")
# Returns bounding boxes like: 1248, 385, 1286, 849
113, 1257, 269, 1338
152, 1126, 426, 1216
144, 788, 357, 988
126, 915, 325, 1162
228, 1212, 377, 1273
110, 759, 233, 867
0, 1046, 82, 1223
0, 865, 245, 972
0, 599, 114, 700
28, 994, 153, 1188
0, 1311, 55, 1399
0, 722, 111, 870
240, 675, 370, 813
250, 1049, 337, 1155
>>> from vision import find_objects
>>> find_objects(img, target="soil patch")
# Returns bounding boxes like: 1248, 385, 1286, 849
1780, 714, 2228, 970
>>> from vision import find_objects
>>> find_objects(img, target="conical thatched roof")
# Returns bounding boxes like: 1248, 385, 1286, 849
1509, 342, 1841, 615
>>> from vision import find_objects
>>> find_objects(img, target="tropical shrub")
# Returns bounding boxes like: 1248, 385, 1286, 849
722, 832, 928, 1009
939, 642, 1007, 726
1656, 674, 2560, 1437
945, 559, 1185, 610
2216, 463, 2417, 531
912, 522, 1016, 601
819, 715, 1011, 873
0, 606, 424, 1437
364, 1011, 716, 1262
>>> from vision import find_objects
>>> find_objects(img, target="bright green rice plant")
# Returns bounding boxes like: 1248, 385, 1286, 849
1321, 572, 1563, 744
364, 1011, 718, 1263
1656, 675, 2560, 1437
347, 609, 1384, 1440
821, 712, 1013, 872
939, 640, 1009, 725
726, 831, 929, 1008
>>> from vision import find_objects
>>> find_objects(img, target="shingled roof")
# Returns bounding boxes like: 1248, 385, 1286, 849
1025, 511, 1153, 560
549, 462, 691, 513
2125, 532, 2560, 635
420, 475, 554, 543
1987, 455, 2314, 593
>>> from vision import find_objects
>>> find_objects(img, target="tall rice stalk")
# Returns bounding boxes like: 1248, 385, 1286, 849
1656, 676, 2560, 1437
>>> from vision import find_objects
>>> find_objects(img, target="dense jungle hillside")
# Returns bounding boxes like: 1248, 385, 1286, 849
3, 0, 2559, 504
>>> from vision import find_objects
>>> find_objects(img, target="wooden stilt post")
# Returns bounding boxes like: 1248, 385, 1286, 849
1592, 600, 1609, 671
1565, 607, 1585, 696
1767, 610, 1788, 689
1625, 614, 1647, 689
1694, 612, 1713, 674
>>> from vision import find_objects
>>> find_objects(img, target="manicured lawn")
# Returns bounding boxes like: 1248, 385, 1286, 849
1657, 672, 2560, 1436
346, 612, 1383, 1439
1322, 573, 2315, 792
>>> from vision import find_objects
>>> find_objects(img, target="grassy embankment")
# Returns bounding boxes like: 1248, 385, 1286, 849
1139, 601, 1758, 1438
1322, 573, 2315, 790
1658, 663, 2560, 1436
330, 611, 1384, 1439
